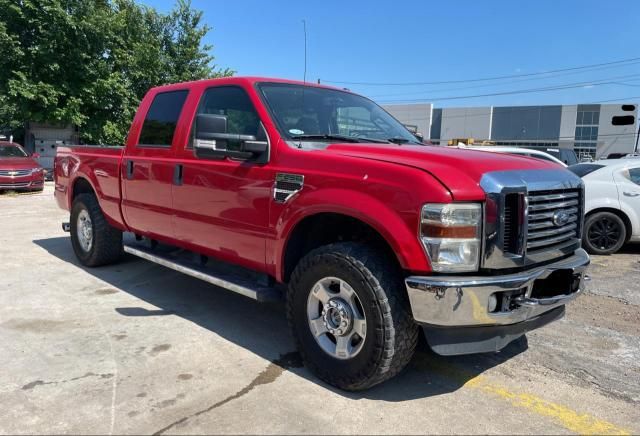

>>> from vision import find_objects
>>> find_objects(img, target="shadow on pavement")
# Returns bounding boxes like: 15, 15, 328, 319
34, 236, 528, 402
618, 243, 640, 254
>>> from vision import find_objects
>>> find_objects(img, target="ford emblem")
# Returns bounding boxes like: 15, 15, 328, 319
552, 210, 571, 227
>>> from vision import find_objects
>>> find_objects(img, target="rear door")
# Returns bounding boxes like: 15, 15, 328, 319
121, 89, 189, 240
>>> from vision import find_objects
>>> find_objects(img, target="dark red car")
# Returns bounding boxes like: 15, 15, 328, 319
0, 141, 45, 192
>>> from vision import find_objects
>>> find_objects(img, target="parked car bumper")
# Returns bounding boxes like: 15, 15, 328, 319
0, 173, 45, 191
405, 248, 590, 355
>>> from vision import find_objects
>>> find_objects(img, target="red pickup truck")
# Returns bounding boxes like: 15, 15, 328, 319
55, 77, 589, 390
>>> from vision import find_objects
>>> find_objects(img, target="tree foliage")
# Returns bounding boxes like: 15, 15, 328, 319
0, 0, 232, 144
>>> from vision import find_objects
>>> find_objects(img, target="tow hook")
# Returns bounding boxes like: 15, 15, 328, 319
62, 222, 70, 232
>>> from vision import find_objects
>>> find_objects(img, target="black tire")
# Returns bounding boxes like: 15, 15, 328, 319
287, 242, 418, 391
582, 211, 626, 255
70, 193, 123, 266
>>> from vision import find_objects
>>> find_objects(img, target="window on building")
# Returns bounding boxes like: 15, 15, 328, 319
574, 107, 600, 159
575, 126, 599, 141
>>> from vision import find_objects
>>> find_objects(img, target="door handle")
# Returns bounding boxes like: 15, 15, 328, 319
126, 160, 134, 180
173, 164, 183, 186
623, 191, 640, 197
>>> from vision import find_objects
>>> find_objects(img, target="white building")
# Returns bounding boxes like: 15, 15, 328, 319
382, 102, 638, 159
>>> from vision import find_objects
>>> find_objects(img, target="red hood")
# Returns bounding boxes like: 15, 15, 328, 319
326, 144, 557, 200
0, 156, 41, 170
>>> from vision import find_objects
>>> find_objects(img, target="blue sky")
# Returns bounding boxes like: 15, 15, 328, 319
144, 0, 640, 107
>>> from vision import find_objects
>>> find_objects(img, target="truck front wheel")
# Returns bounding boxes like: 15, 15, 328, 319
287, 242, 418, 391
70, 193, 123, 267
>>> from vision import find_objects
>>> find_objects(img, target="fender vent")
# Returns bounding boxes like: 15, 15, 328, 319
274, 173, 304, 203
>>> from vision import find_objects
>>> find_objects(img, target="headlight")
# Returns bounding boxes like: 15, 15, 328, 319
31, 167, 43, 174
420, 203, 482, 272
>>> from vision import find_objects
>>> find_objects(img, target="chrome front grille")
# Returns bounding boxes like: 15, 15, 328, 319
480, 168, 584, 270
0, 169, 31, 177
526, 190, 581, 252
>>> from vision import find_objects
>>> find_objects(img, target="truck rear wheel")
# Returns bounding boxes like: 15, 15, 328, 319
70, 193, 123, 267
287, 242, 418, 391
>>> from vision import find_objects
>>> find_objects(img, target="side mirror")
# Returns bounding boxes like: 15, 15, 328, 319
32, 152, 41, 158
196, 113, 227, 139
414, 132, 424, 142
194, 113, 268, 162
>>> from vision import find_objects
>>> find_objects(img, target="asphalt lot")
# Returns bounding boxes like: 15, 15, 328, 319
1, 184, 638, 435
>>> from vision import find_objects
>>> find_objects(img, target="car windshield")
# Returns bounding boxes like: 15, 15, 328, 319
0, 144, 28, 158
257, 83, 421, 145
546, 148, 578, 165
516, 151, 556, 163
568, 163, 605, 178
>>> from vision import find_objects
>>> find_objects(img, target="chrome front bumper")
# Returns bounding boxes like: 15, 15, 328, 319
406, 248, 590, 328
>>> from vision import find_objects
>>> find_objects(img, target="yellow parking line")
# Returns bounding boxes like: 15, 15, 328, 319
464, 376, 630, 435
415, 357, 630, 435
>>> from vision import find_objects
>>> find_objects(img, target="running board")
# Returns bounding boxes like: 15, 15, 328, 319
123, 243, 281, 302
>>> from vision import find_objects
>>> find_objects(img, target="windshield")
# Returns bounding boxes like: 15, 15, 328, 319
257, 83, 420, 145
568, 163, 604, 178
0, 144, 28, 158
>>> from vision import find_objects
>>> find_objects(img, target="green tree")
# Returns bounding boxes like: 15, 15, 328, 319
0, 0, 232, 144
165, 0, 233, 83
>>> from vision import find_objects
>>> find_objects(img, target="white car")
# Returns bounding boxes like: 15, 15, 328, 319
569, 160, 640, 254
457, 145, 567, 167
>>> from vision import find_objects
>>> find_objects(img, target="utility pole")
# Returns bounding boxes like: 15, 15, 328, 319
302, 20, 307, 83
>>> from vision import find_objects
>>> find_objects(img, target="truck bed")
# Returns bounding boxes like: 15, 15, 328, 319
54, 145, 125, 228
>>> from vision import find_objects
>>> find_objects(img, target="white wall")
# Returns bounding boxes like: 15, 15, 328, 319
440, 107, 492, 141
597, 104, 638, 158
382, 104, 432, 138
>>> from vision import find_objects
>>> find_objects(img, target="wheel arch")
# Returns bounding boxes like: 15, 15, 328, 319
69, 174, 126, 230
280, 211, 420, 284
71, 177, 96, 202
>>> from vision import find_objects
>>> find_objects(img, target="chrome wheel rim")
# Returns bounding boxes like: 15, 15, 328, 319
307, 276, 367, 360
77, 209, 93, 252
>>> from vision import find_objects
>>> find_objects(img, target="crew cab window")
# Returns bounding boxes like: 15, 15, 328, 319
138, 90, 188, 147
193, 86, 260, 150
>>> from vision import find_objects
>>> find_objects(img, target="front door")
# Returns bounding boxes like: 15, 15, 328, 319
121, 89, 189, 240
172, 85, 272, 272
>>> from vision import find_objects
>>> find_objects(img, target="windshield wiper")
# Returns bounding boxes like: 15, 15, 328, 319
290, 134, 393, 144
356, 136, 393, 144
291, 134, 361, 143
387, 137, 418, 145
